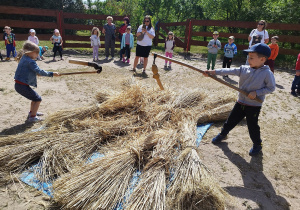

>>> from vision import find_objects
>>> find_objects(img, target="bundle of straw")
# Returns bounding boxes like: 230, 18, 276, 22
197, 103, 233, 124
167, 147, 228, 210
53, 148, 139, 209
125, 157, 167, 210
125, 129, 179, 210
166, 120, 229, 209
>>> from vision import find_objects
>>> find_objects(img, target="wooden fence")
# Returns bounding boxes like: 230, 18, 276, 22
1, 6, 299, 55
154, 19, 300, 56
0, 6, 126, 48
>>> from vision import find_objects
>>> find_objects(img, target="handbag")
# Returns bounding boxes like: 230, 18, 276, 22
137, 24, 146, 41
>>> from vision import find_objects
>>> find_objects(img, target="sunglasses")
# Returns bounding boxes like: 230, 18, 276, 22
258, 23, 264, 25
144, 20, 150, 22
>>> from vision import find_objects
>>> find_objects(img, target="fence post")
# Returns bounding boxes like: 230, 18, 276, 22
184, 19, 190, 51
154, 21, 160, 46
60, 10, 65, 46
187, 19, 192, 52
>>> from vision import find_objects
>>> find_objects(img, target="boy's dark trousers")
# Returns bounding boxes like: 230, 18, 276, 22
121, 44, 130, 59
220, 102, 262, 146
223, 56, 233, 68
291, 75, 300, 92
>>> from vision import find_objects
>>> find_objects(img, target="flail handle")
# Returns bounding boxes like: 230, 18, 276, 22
152, 53, 262, 103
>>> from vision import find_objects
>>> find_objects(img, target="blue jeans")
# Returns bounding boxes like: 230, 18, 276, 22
6, 44, 16, 58
15, 83, 42, 101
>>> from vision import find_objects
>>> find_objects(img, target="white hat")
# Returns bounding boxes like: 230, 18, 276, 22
54, 29, 59, 33
29, 29, 36, 33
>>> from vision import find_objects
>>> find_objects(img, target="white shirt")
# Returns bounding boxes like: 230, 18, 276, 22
137, 25, 155, 46
28, 35, 39, 45
90, 35, 101, 46
249, 29, 269, 47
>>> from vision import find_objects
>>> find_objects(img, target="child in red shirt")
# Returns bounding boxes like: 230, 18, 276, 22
265, 36, 279, 73
291, 53, 300, 96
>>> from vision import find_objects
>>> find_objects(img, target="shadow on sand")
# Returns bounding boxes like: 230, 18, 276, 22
0, 122, 35, 136
216, 142, 290, 209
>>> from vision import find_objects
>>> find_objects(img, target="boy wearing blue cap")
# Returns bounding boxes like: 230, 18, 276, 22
203, 43, 276, 156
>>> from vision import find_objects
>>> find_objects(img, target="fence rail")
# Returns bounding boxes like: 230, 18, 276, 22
0, 6, 126, 48
1, 6, 299, 55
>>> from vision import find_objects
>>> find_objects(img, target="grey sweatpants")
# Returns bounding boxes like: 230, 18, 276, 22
105, 36, 115, 58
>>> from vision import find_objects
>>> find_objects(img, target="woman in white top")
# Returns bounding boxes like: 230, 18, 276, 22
248, 20, 269, 47
246, 20, 269, 65
132, 15, 155, 73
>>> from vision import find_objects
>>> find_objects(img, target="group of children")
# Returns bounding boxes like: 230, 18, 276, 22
206, 31, 280, 74
2, 26, 63, 62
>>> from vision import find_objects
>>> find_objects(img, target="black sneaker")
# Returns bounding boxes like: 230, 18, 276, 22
291, 91, 297, 97
212, 133, 227, 144
249, 145, 262, 156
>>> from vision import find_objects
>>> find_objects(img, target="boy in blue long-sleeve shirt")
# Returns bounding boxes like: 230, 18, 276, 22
222, 36, 237, 78
203, 43, 275, 156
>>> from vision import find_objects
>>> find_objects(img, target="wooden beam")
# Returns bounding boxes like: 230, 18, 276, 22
63, 12, 126, 21
0, 6, 57, 17
0, 19, 57, 29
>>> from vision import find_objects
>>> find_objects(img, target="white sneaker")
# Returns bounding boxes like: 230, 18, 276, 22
28, 112, 44, 119
28, 116, 43, 123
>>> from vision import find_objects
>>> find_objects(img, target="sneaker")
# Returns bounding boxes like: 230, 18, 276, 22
27, 116, 43, 123
53, 58, 56, 61
93, 58, 96, 62
37, 57, 42, 61
249, 145, 262, 156
61, 57, 64, 61
291, 91, 297, 97
212, 133, 227, 144
28, 112, 44, 119
223, 75, 229, 79
168, 65, 171, 69
164, 65, 167, 69
105, 57, 108, 60
111, 57, 114, 60
5, 57, 10, 61
142, 68, 146, 73
126, 59, 130, 63
96, 58, 99, 61
122, 58, 126, 63
131, 68, 136, 72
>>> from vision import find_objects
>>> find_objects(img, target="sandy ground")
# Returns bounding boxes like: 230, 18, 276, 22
0, 50, 299, 209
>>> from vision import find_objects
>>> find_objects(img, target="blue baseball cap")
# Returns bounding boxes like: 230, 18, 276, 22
244, 43, 271, 58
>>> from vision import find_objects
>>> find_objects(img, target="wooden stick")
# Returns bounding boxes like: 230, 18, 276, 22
152, 64, 164, 90
69, 59, 102, 70
152, 53, 263, 103
60, 70, 101, 75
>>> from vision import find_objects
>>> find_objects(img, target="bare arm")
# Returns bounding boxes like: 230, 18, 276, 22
248, 36, 251, 42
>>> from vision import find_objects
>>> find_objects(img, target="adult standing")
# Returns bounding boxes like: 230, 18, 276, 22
132, 15, 155, 73
245, 20, 269, 65
248, 20, 269, 47
118, 17, 130, 61
102, 16, 116, 60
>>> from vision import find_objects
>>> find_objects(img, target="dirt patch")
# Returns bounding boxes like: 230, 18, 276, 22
0, 51, 299, 209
